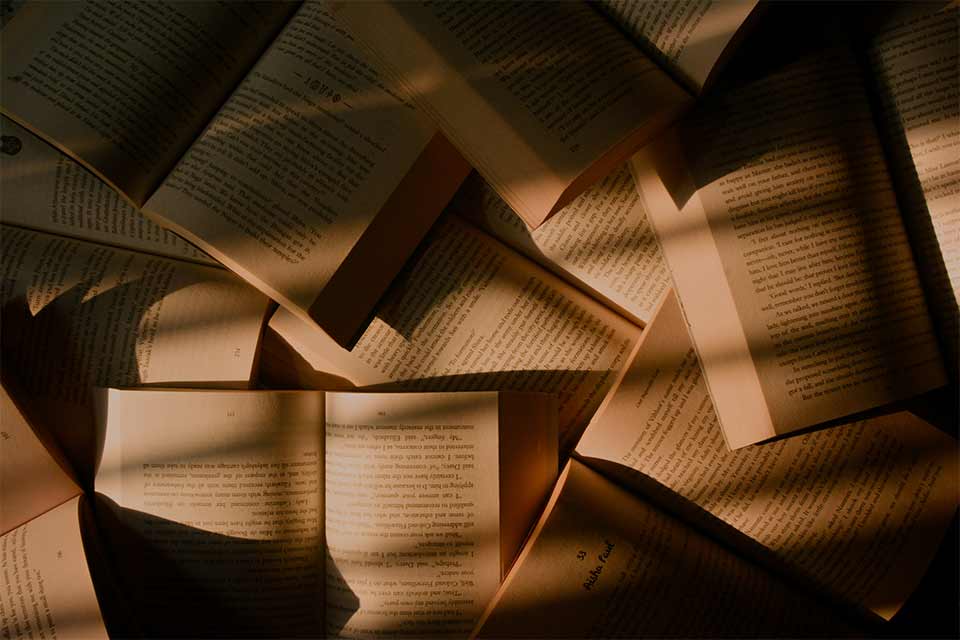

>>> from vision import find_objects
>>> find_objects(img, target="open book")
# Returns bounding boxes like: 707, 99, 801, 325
633, 4, 959, 447
1, 386, 557, 638
471, 291, 957, 636
334, 0, 758, 229
0, 216, 271, 478
1, 0, 470, 348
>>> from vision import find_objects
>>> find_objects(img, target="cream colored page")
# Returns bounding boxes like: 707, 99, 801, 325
336, 2, 689, 228
633, 137, 772, 449
0, 2, 295, 204
270, 215, 641, 452
868, 4, 960, 375
0, 497, 108, 640
0, 385, 80, 535
576, 291, 959, 620
598, 0, 757, 92
325, 391, 500, 638
475, 459, 839, 638
452, 167, 670, 326
1, 225, 270, 473
146, 1, 435, 316
0, 117, 215, 265
643, 50, 945, 442
94, 389, 324, 637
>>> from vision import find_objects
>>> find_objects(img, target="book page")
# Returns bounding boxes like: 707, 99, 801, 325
269, 214, 642, 452
634, 49, 946, 447
474, 459, 849, 638
0, 117, 215, 265
0, 1, 295, 205
146, 2, 464, 347
335, 1, 690, 229
576, 291, 959, 620
451, 167, 669, 326
93, 389, 324, 637
0, 497, 108, 640
324, 391, 500, 638
867, 3, 960, 377
0, 382, 81, 535
597, 0, 758, 92
1, 225, 271, 477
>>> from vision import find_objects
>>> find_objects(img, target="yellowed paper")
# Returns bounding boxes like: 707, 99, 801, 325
452, 167, 669, 326
94, 388, 324, 637
577, 291, 959, 619
0, 1, 294, 204
0, 497, 108, 640
0, 117, 214, 265
0, 384, 80, 535
325, 391, 500, 638
634, 50, 946, 446
145, 2, 438, 330
474, 459, 843, 638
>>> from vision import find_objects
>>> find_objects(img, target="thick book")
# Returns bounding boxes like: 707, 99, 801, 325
0, 0, 470, 348
334, 0, 758, 229
633, 5, 959, 447
0, 386, 557, 638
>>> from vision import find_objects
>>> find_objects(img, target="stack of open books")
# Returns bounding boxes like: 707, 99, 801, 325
1, 1, 957, 638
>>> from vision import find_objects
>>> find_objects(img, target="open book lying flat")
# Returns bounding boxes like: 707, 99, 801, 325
1, 0, 470, 348
334, 0, 758, 229
633, 5, 959, 447
0, 386, 557, 638
471, 291, 958, 637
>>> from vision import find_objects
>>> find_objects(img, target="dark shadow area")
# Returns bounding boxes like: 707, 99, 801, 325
883, 515, 959, 639
90, 494, 345, 638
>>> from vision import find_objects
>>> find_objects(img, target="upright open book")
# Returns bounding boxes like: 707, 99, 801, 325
335, 0, 758, 229
1, 387, 557, 638
1, 0, 470, 347
632, 4, 959, 447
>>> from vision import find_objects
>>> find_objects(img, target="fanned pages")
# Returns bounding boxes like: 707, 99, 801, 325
1, 225, 271, 476
269, 214, 641, 452
633, 49, 946, 448
576, 291, 959, 620
334, 1, 691, 229
1, 117, 215, 264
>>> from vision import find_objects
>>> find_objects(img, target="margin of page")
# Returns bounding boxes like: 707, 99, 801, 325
630, 138, 774, 449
